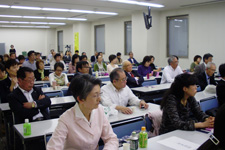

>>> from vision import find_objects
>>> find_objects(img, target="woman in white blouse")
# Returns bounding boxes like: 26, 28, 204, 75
49, 62, 69, 87
107, 54, 119, 74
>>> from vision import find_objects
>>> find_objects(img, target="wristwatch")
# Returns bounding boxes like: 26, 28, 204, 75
32, 102, 35, 108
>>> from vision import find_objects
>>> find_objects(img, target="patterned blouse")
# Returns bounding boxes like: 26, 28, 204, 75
159, 94, 208, 134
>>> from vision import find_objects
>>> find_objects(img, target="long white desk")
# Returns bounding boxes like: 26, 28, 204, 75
119, 130, 209, 150
14, 103, 160, 144
41, 86, 68, 93
131, 83, 171, 93
34, 80, 50, 85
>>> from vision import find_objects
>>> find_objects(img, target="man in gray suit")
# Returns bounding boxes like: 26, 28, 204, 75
194, 53, 213, 76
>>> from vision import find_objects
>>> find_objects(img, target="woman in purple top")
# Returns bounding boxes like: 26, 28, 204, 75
138, 56, 152, 76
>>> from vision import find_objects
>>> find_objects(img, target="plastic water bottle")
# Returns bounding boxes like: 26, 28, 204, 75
95, 71, 98, 77
139, 126, 148, 148
23, 119, 31, 136
130, 131, 138, 150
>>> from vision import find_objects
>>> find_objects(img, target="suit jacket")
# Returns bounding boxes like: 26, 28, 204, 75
8, 87, 51, 124
47, 104, 118, 150
194, 63, 205, 76
91, 55, 96, 62
216, 79, 225, 107
125, 70, 144, 88
0, 76, 12, 103
197, 72, 216, 91
128, 58, 139, 65
34, 69, 50, 81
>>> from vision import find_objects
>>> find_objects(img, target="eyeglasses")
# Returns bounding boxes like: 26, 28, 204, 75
116, 77, 128, 82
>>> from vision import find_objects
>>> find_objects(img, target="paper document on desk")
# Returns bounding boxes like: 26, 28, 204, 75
157, 136, 200, 150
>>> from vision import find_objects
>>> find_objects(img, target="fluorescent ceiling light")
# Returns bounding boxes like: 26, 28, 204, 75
67, 18, 87, 21
42, 8, 69, 12
48, 23, 66, 25
35, 26, 50, 28
11, 6, 41, 10
107, 0, 164, 8
30, 22, 48, 24
0, 5, 10, 8
0, 21, 10, 23
23, 16, 46, 19
11, 21, 30, 24
0, 25, 50, 28
1, 25, 18, 27
70, 9, 94, 13
46, 17, 67, 20
94, 11, 118, 15
0, 15, 22, 18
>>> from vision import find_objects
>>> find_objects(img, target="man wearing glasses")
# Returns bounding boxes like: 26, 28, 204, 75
101, 68, 148, 114
197, 62, 217, 91
8, 67, 51, 124
161, 55, 183, 84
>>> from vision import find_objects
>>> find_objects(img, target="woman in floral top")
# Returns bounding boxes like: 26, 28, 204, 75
159, 73, 214, 134
49, 62, 69, 87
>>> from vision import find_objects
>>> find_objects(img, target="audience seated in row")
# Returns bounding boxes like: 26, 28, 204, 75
94, 55, 107, 72
34, 60, 49, 81
128, 52, 139, 66
107, 54, 119, 74
22, 51, 36, 71
50, 53, 67, 71
68, 54, 79, 73
137, 56, 152, 76
190, 55, 202, 72
194, 53, 213, 75
149, 55, 161, 72
116, 52, 123, 65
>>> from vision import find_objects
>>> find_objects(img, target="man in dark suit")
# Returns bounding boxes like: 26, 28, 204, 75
128, 52, 139, 66
122, 60, 144, 88
91, 51, 98, 63
197, 62, 217, 91
7, 67, 51, 124
216, 63, 225, 107
194, 53, 213, 76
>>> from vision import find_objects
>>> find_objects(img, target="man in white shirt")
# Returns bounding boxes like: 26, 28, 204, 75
101, 68, 148, 114
161, 56, 183, 84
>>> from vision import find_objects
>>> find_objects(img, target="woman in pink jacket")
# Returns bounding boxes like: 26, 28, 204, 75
47, 74, 118, 150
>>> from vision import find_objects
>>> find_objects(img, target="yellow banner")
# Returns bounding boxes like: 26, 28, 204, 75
74, 32, 79, 53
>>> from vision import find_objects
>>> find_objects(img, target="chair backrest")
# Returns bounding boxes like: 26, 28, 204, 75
44, 91, 64, 98
44, 132, 53, 148
200, 98, 219, 112
142, 79, 157, 86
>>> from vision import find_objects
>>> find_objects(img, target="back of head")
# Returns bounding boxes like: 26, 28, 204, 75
69, 74, 101, 102
161, 73, 198, 109
203, 53, 213, 62
109, 68, 124, 83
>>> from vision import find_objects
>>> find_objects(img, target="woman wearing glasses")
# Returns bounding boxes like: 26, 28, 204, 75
47, 74, 118, 150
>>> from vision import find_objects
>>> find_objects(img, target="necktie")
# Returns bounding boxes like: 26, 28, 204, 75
130, 72, 134, 78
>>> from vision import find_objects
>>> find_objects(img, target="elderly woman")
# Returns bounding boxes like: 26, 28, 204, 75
68, 54, 79, 73
94, 55, 107, 72
47, 74, 118, 150
34, 60, 49, 81
159, 73, 214, 134
49, 62, 69, 87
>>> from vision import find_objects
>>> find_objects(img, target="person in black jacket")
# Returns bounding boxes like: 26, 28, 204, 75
197, 62, 217, 91
216, 63, 225, 107
8, 67, 51, 124
0, 59, 18, 103
34, 60, 49, 81
122, 60, 144, 88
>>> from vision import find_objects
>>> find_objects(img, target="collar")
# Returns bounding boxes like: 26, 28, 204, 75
75, 103, 94, 124
18, 86, 34, 93
169, 65, 176, 71
204, 62, 207, 67
28, 60, 35, 64
110, 82, 121, 92
205, 71, 210, 79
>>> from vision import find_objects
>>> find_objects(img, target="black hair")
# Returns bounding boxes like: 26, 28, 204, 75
161, 73, 198, 109
54, 53, 61, 60
149, 55, 155, 61
72, 54, 79, 66
18, 55, 25, 61
70, 74, 101, 103
0, 55, 3, 62
96, 55, 101, 60
128, 52, 133, 55
108, 54, 117, 63
79, 55, 87, 61
219, 63, 225, 78
10, 53, 16, 57
5, 59, 18, 69
109, 68, 124, 83
117, 52, 121, 56
76, 61, 89, 72
75, 50, 79, 53
81, 52, 86, 55
28, 50, 35, 57
193, 55, 202, 62
54, 62, 64, 71
203, 53, 213, 62
98, 52, 102, 55
35, 52, 41, 56
141, 56, 151, 66
0, 63, 5, 72
17, 67, 34, 80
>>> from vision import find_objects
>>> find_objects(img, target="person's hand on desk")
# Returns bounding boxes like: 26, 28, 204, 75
139, 100, 149, 109
195, 116, 214, 128
116, 106, 133, 114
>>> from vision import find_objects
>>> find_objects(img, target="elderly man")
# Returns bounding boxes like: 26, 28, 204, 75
197, 62, 217, 91
128, 52, 139, 66
7, 67, 51, 124
101, 68, 148, 114
194, 53, 213, 76
161, 56, 183, 84
22, 50, 37, 70
122, 60, 144, 88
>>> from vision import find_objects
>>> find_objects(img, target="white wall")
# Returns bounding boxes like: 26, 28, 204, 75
158, 3, 225, 70
0, 28, 55, 56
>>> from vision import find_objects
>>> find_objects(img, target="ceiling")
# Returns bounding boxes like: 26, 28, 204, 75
0, 0, 224, 28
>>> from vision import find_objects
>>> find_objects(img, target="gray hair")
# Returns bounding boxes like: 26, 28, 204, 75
168, 56, 176, 65
110, 68, 124, 83
122, 60, 130, 70
206, 62, 216, 69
